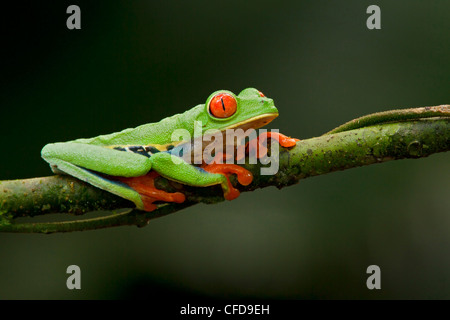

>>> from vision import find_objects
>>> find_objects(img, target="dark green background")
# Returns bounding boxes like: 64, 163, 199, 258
1, 1, 449, 299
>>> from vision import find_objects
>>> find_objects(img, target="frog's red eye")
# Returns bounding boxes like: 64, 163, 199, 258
258, 91, 265, 97
209, 93, 237, 118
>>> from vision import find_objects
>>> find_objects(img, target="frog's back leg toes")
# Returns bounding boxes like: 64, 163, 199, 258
112, 172, 186, 212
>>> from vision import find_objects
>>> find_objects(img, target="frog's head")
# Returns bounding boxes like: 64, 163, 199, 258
199, 88, 279, 133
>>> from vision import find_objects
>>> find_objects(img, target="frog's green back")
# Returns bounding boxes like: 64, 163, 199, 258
68, 88, 279, 147
71, 104, 204, 147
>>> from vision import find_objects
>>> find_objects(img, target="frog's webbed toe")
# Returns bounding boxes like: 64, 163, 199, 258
202, 163, 253, 200
243, 132, 299, 159
113, 172, 185, 212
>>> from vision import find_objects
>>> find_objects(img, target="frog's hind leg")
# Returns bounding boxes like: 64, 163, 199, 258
112, 172, 186, 212
42, 158, 145, 210
41, 142, 154, 209
42, 157, 185, 212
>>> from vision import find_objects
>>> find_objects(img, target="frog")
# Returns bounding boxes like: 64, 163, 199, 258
41, 88, 298, 211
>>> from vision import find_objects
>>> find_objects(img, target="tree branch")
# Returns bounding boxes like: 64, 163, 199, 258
1, 107, 449, 233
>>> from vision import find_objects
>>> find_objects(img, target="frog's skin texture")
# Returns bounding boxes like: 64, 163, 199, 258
41, 88, 296, 211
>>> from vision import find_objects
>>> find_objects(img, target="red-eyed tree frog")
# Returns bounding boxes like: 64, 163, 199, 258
41, 88, 298, 211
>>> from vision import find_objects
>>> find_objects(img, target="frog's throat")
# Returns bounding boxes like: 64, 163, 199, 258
221, 112, 279, 131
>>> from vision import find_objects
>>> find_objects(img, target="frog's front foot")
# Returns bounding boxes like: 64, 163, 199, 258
237, 132, 299, 160
114, 172, 186, 212
202, 164, 253, 200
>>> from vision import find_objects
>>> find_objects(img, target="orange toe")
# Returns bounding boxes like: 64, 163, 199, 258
203, 164, 253, 200
259, 132, 299, 148
113, 172, 186, 212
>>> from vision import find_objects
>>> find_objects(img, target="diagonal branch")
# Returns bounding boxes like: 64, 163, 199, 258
0, 108, 449, 233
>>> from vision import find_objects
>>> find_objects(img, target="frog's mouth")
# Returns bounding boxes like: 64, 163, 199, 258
221, 112, 279, 132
